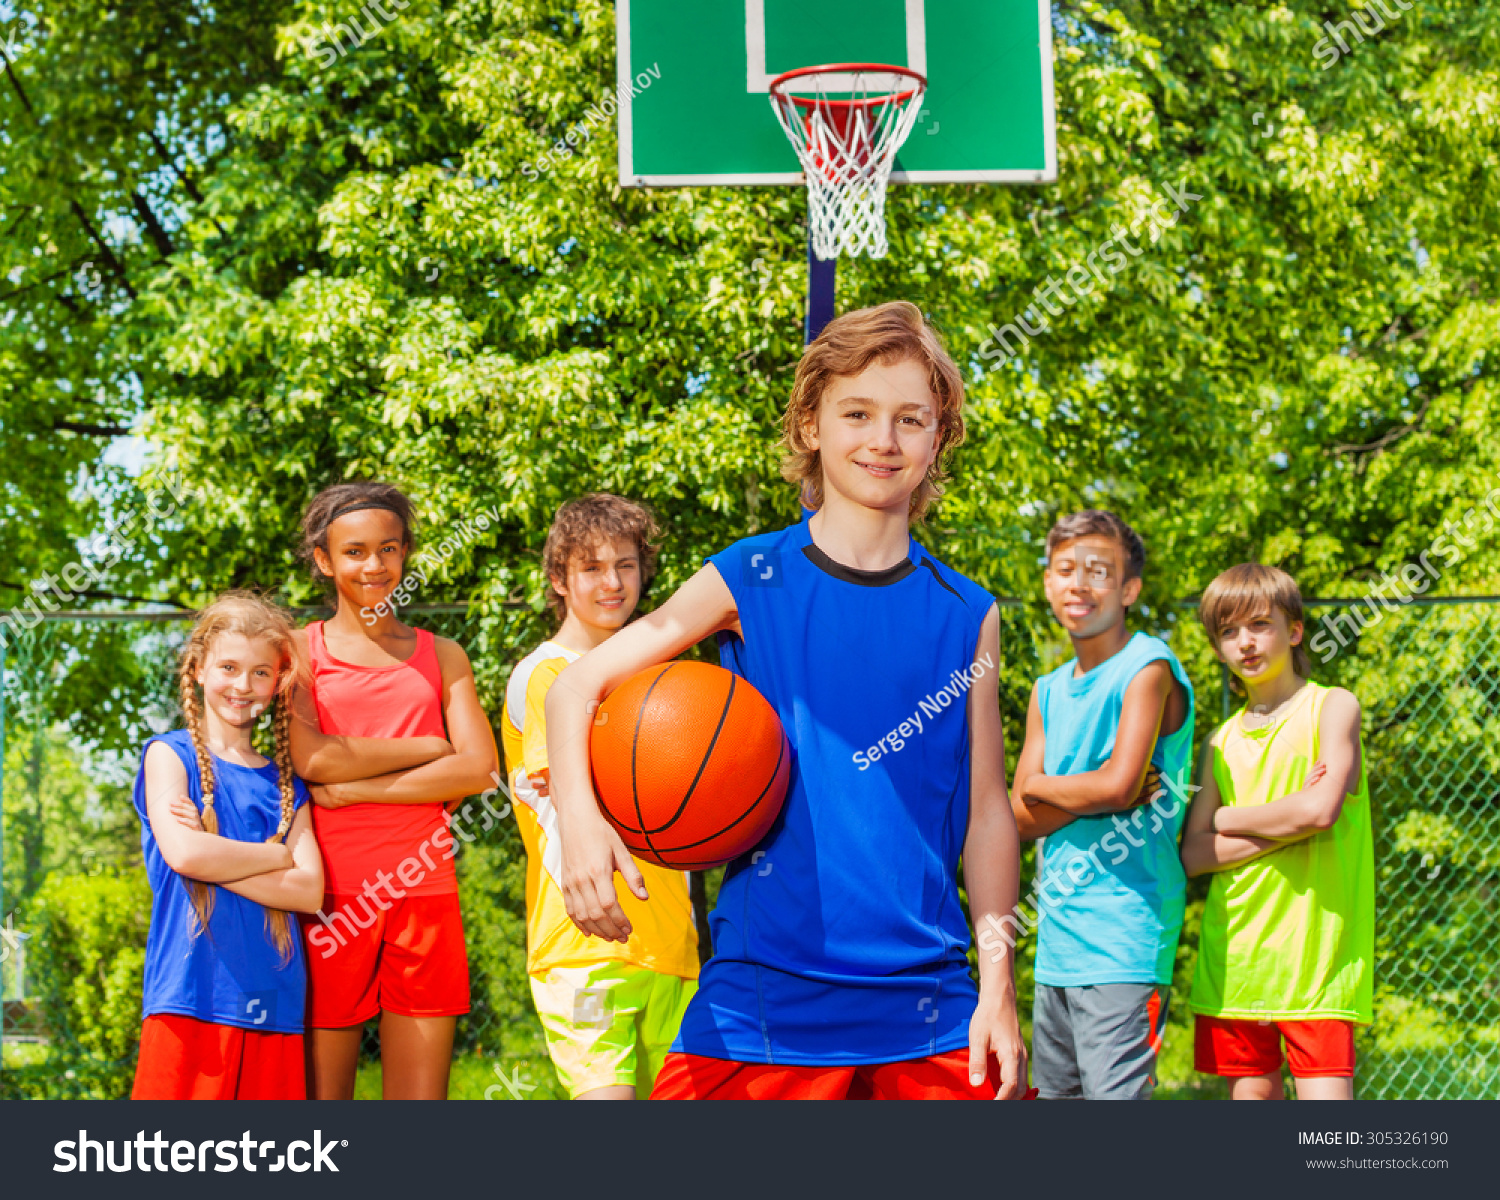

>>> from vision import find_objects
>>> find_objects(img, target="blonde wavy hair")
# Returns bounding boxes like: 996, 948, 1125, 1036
177, 590, 307, 962
779, 300, 966, 522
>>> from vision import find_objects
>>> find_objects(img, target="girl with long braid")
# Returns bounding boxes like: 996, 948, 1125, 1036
131, 592, 325, 1100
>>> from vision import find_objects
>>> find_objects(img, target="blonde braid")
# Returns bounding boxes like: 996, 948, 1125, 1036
178, 668, 218, 937
263, 694, 298, 963
271, 695, 296, 840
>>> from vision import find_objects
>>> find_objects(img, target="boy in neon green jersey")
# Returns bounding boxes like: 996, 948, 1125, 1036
1181, 564, 1374, 1100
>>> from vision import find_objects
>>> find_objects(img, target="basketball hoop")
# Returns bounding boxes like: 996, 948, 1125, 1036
768, 64, 927, 261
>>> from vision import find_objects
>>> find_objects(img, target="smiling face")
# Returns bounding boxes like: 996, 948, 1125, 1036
1044, 534, 1143, 639
313, 508, 409, 613
196, 632, 283, 728
802, 357, 940, 516
1214, 603, 1303, 688
552, 536, 641, 634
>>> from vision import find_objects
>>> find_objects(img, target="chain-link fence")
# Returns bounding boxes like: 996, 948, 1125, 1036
1309, 598, 1500, 1099
3, 598, 1497, 1098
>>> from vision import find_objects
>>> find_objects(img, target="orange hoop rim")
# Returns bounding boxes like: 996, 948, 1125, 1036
768, 62, 927, 112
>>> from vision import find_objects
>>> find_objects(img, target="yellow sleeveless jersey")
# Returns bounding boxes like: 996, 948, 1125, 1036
1189, 681, 1374, 1022
502, 641, 699, 980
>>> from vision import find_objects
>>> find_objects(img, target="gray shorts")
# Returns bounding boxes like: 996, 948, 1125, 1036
1031, 982, 1170, 1100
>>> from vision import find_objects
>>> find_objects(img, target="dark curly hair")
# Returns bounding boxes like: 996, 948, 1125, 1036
542, 494, 662, 624
298, 482, 416, 587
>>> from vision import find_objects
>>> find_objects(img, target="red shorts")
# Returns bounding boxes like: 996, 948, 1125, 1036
652, 1049, 1035, 1100
1194, 1016, 1356, 1078
301, 891, 470, 1028
132, 1013, 305, 1100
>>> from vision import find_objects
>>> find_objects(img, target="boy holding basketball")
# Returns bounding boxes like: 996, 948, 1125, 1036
1181, 565, 1372, 1099
502, 494, 699, 1099
549, 301, 1027, 1099
1007, 511, 1194, 1100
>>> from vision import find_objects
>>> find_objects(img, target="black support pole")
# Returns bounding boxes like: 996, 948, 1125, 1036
805, 236, 837, 344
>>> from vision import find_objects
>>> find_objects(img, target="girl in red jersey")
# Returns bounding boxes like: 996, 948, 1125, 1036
133, 592, 324, 1100
290, 482, 500, 1100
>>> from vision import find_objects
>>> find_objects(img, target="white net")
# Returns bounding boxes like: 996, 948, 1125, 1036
769, 67, 927, 260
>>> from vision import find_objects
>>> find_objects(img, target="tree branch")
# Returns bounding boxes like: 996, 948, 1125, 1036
1, 41, 34, 114
0, 260, 86, 304
67, 199, 137, 300
1330, 394, 1432, 458
147, 129, 205, 205
52, 420, 130, 437
1348, 317, 1428, 359
130, 191, 175, 260
0, 580, 193, 610
145, 129, 230, 240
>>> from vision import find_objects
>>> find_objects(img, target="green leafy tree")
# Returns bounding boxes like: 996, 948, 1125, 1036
3, 0, 1495, 684
2, 729, 141, 904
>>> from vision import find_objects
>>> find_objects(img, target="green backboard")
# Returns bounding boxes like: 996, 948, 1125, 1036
616, 0, 1056, 187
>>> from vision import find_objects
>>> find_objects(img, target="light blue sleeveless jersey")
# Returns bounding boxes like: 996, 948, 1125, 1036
1033, 633, 1195, 987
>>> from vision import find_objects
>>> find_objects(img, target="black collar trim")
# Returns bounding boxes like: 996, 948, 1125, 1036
800, 542, 916, 587
919, 557, 962, 601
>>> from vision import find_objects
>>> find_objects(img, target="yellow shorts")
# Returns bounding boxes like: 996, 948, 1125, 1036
529, 963, 697, 1099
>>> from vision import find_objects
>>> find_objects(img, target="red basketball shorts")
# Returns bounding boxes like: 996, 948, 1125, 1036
132, 1013, 305, 1100
651, 1049, 1036, 1100
301, 891, 470, 1028
1194, 1016, 1356, 1078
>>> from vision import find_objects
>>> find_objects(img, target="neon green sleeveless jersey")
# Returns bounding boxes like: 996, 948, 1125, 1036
1189, 681, 1374, 1022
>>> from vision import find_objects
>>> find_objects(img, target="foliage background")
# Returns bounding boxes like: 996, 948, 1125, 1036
2, 0, 1498, 1097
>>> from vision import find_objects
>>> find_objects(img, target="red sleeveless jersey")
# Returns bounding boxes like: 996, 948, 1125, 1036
306, 621, 456, 896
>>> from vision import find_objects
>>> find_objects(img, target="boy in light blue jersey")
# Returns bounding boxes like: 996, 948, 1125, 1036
1005, 510, 1195, 1099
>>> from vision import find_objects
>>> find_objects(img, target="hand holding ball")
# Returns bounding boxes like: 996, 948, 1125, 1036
589, 662, 790, 869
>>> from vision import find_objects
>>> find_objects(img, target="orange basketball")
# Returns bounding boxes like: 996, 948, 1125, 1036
589, 661, 791, 870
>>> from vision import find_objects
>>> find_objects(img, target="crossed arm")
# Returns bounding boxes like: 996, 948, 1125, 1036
1177, 746, 1283, 878
1179, 688, 1362, 877
293, 637, 501, 810
1009, 661, 1177, 842
143, 741, 324, 913
289, 627, 453, 785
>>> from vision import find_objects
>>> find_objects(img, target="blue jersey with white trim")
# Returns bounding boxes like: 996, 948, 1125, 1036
672, 518, 997, 1065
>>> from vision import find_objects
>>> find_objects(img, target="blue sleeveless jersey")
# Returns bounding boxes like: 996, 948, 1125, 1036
1033, 632, 1195, 987
133, 730, 310, 1034
673, 519, 997, 1065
